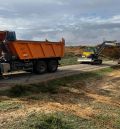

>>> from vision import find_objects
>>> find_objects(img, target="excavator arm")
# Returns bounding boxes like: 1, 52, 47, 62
95, 40, 120, 56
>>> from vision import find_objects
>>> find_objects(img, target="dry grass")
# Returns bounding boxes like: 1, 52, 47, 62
0, 67, 120, 129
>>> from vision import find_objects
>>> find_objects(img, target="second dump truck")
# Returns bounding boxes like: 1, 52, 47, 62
0, 31, 65, 75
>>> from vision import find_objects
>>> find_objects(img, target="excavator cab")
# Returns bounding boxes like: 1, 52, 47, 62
82, 47, 95, 58
77, 47, 101, 64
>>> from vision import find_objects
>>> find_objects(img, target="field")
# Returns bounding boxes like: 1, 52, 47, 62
0, 46, 120, 129
60, 46, 84, 66
0, 66, 120, 129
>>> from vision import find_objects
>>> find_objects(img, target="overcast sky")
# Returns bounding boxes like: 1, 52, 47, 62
0, 0, 120, 45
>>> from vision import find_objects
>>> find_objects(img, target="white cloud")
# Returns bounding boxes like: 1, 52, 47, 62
74, 15, 120, 24
0, 0, 120, 45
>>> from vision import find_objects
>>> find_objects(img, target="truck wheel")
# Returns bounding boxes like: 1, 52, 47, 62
47, 60, 58, 73
35, 60, 47, 74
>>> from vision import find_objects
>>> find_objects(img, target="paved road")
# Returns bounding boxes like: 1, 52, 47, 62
0, 61, 118, 87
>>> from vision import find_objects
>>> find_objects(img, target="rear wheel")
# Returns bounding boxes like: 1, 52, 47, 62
34, 60, 47, 74
47, 60, 58, 73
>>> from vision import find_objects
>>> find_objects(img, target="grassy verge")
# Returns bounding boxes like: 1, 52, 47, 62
60, 56, 79, 66
60, 52, 79, 66
0, 67, 113, 98
0, 66, 120, 129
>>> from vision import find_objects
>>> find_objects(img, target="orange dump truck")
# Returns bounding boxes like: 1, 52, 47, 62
0, 31, 65, 74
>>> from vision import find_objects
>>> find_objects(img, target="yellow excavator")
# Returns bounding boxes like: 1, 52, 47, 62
77, 40, 120, 65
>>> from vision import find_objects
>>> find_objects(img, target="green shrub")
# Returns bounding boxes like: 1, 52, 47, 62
9, 85, 27, 97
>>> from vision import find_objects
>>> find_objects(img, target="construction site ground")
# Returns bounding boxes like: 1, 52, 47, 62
0, 61, 117, 88
0, 65, 120, 129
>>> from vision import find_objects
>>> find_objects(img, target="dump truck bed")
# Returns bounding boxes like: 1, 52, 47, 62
8, 40, 65, 60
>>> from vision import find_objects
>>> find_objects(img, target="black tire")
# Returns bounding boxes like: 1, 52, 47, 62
47, 60, 58, 73
34, 60, 47, 74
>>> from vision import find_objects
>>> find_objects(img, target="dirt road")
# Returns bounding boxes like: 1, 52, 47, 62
0, 61, 118, 86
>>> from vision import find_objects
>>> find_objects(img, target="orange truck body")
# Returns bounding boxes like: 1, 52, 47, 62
8, 40, 65, 60
0, 31, 65, 74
